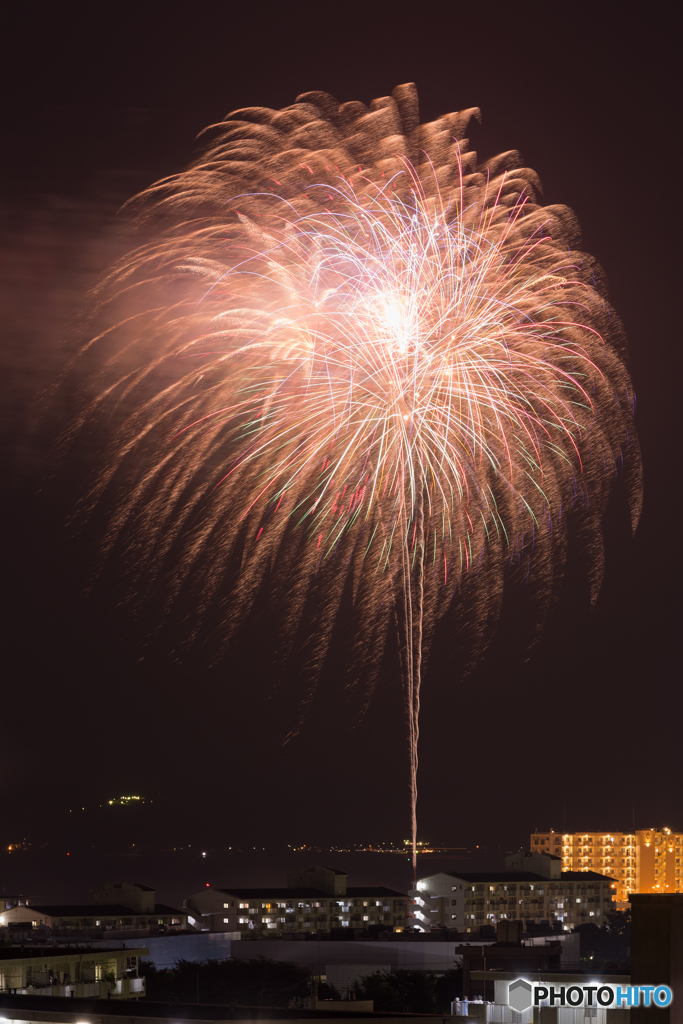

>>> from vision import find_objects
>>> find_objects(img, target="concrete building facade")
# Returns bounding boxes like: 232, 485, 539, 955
186, 865, 407, 935
0, 947, 147, 1000
92, 881, 156, 913
630, 893, 683, 1024
0, 883, 189, 938
412, 852, 615, 932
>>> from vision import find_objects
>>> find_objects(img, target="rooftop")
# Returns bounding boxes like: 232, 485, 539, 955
103, 882, 156, 892
0, 947, 148, 962
444, 871, 614, 883
29, 904, 183, 917
0, 991, 451, 1019
560, 872, 617, 881
216, 887, 405, 899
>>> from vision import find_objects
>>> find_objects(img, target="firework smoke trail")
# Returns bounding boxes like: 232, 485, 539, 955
63, 86, 641, 870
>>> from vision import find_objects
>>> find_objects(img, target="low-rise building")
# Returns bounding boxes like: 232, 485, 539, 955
0, 946, 147, 1000
468, 969, 630, 1022
0, 882, 190, 938
11, 903, 188, 937
412, 851, 616, 933
187, 865, 407, 935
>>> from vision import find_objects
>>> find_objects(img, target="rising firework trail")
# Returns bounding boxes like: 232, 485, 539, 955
63, 85, 641, 869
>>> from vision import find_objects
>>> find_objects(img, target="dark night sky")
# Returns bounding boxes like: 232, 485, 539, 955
1, 2, 680, 890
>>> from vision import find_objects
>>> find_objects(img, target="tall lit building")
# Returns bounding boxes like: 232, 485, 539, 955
530, 828, 683, 903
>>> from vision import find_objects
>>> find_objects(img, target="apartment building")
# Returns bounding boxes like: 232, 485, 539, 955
412, 851, 615, 933
0, 882, 190, 937
0, 946, 147, 999
186, 865, 407, 934
531, 826, 683, 902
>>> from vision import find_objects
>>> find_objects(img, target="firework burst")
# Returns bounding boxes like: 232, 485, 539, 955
64, 85, 641, 865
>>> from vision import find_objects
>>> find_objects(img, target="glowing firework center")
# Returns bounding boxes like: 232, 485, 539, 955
218, 183, 600, 564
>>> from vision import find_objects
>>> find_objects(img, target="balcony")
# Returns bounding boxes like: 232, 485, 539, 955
20, 978, 146, 1000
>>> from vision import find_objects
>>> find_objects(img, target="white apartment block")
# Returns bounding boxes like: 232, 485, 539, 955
186, 865, 407, 935
412, 851, 615, 932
